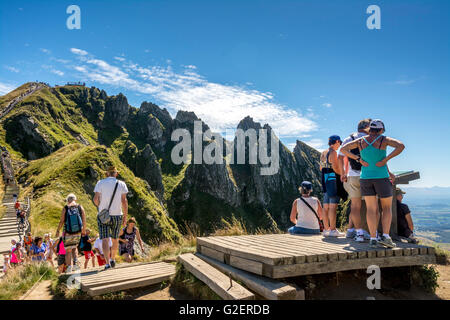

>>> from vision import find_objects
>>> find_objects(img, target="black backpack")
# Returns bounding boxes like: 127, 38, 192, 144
348, 134, 362, 171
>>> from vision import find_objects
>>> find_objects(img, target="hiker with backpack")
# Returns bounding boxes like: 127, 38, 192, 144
55, 193, 86, 272
340, 119, 405, 248
320, 135, 346, 237
289, 181, 324, 235
80, 229, 96, 269
93, 166, 129, 270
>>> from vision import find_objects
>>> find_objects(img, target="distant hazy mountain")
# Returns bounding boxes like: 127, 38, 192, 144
402, 186, 450, 205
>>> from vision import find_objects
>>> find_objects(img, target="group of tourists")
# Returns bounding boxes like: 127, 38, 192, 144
2, 166, 145, 275
289, 118, 416, 248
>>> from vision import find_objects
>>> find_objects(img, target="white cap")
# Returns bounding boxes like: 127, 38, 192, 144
370, 119, 385, 130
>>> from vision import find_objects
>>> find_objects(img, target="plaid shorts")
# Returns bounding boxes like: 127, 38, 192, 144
97, 215, 122, 239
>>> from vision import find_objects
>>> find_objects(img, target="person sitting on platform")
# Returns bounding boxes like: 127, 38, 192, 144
289, 181, 324, 235
396, 188, 418, 244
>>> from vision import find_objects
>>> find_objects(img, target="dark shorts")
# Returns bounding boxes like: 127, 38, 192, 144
57, 254, 66, 266
323, 193, 340, 204
360, 178, 393, 198
120, 247, 134, 256
98, 215, 122, 239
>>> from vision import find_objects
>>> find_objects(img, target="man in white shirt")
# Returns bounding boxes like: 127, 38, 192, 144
93, 166, 128, 270
338, 119, 371, 242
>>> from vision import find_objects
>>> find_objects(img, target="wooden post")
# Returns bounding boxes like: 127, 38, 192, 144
391, 183, 398, 239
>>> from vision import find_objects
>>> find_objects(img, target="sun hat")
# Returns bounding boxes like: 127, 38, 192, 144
328, 135, 342, 145
370, 119, 385, 130
301, 181, 313, 191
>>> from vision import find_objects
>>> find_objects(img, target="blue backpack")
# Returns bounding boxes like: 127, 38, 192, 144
65, 205, 83, 234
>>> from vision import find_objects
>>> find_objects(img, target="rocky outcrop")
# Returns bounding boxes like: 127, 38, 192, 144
4, 113, 56, 160
105, 93, 129, 127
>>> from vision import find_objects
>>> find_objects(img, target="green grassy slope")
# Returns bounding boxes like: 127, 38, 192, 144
18, 144, 181, 242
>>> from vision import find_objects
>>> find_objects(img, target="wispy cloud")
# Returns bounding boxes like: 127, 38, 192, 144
4, 66, 19, 73
65, 48, 318, 137
388, 79, 416, 85
40, 48, 51, 54
70, 48, 88, 56
322, 103, 332, 108
0, 82, 16, 95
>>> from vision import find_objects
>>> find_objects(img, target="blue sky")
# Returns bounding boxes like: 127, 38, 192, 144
1, 0, 449, 187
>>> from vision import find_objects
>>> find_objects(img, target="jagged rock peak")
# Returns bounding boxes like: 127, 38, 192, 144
175, 110, 199, 123
139, 101, 173, 128
106, 93, 129, 126
237, 116, 262, 131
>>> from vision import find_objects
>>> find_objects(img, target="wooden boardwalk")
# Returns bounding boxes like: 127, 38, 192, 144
197, 234, 436, 279
68, 262, 176, 296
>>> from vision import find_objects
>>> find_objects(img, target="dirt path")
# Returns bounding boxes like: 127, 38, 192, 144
435, 264, 450, 300
22, 280, 53, 300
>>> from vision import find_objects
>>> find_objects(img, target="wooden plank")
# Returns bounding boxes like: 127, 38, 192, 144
197, 253, 302, 300
81, 270, 175, 289
197, 237, 285, 266
80, 266, 174, 283
219, 236, 308, 264
229, 255, 263, 275
87, 274, 174, 296
78, 263, 172, 278
271, 254, 436, 279
200, 246, 225, 263
242, 235, 338, 262
213, 236, 297, 264
263, 234, 356, 261
178, 253, 255, 300
428, 247, 436, 255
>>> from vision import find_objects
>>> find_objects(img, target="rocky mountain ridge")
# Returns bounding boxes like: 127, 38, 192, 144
0, 83, 322, 240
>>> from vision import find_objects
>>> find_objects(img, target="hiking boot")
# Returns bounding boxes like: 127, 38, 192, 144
104, 264, 111, 271
354, 234, 365, 242
346, 229, 356, 239
363, 230, 371, 240
369, 239, 378, 248
110, 260, 116, 268
378, 236, 396, 248
328, 229, 345, 237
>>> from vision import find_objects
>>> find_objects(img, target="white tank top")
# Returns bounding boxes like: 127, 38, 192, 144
296, 196, 320, 229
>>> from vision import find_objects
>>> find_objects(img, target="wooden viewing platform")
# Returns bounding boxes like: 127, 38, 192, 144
197, 234, 436, 279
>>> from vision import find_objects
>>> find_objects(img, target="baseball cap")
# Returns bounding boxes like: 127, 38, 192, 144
396, 187, 406, 195
301, 181, 313, 191
370, 119, 385, 130
328, 135, 342, 145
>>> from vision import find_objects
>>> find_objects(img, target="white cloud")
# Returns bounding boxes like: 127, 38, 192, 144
322, 103, 332, 108
0, 82, 16, 95
114, 57, 126, 62
303, 139, 326, 151
4, 66, 19, 73
70, 48, 88, 56
67, 48, 318, 137
40, 48, 51, 54
51, 69, 64, 76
